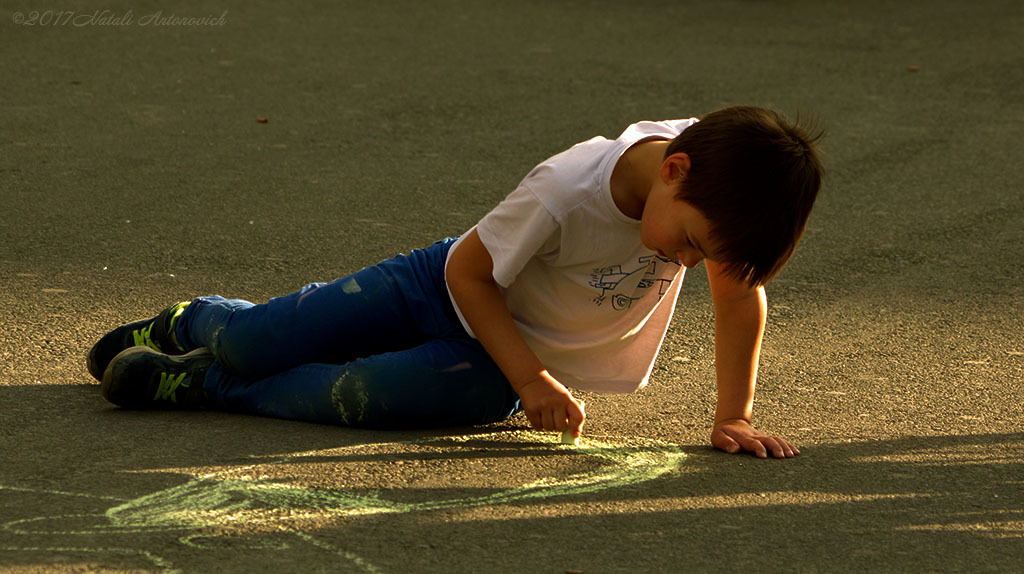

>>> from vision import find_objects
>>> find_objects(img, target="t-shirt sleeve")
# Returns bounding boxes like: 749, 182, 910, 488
475, 183, 561, 288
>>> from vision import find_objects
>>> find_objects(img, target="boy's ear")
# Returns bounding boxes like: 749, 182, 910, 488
660, 152, 691, 184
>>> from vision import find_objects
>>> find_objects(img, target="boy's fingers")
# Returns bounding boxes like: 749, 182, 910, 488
733, 434, 768, 458
779, 438, 800, 457
755, 436, 781, 458
763, 436, 796, 458
757, 436, 799, 459
541, 410, 556, 431
526, 411, 541, 431
712, 430, 741, 454
714, 424, 799, 459
781, 437, 799, 454
750, 440, 768, 459
567, 400, 585, 437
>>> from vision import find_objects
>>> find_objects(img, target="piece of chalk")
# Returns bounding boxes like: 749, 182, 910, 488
560, 400, 584, 445
561, 428, 579, 446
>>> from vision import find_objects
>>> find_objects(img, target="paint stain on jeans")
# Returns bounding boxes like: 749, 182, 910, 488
331, 371, 371, 426
210, 326, 230, 368
340, 278, 362, 295
441, 361, 472, 373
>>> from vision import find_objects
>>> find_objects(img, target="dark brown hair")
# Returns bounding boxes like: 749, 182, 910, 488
665, 106, 824, 286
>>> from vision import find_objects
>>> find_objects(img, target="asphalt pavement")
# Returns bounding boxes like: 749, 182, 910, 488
2, 1, 1022, 572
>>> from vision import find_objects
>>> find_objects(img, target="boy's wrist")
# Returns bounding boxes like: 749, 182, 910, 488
713, 403, 754, 426
713, 416, 752, 428
510, 369, 556, 394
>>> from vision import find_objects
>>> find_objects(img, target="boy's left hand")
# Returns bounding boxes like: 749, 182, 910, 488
712, 419, 799, 459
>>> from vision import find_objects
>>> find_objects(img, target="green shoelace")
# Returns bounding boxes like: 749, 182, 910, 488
153, 372, 187, 403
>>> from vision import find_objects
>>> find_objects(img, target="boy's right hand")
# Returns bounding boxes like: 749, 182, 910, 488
516, 371, 586, 439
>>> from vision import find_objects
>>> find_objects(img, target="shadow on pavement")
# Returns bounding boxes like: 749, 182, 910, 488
2, 384, 1021, 572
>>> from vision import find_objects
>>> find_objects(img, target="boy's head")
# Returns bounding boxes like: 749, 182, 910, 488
665, 106, 824, 286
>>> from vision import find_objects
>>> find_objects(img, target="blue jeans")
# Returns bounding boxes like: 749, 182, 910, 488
172, 238, 522, 428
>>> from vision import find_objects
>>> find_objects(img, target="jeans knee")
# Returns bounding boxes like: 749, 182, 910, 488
209, 323, 264, 380
330, 370, 375, 427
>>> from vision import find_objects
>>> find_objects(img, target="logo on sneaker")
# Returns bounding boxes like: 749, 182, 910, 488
129, 302, 188, 353
153, 372, 189, 403
132, 323, 159, 350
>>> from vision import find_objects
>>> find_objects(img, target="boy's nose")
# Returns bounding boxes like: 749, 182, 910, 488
677, 250, 704, 269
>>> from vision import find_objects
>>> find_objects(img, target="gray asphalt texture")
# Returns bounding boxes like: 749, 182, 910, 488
2, 1, 1022, 573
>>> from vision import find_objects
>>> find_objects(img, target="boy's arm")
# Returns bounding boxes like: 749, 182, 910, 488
445, 229, 586, 438
705, 259, 799, 459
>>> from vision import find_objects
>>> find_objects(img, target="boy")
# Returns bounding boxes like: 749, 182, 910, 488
89, 106, 822, 459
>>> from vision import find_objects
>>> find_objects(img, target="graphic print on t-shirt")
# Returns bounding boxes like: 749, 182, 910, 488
589, 255, 679, 310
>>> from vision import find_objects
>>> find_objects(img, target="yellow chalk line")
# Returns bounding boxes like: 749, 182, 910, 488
2, 430, 687, 573
0, 544, 180, 573
101, 431, 686, 528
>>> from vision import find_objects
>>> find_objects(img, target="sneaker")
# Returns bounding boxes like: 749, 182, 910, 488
101, 346, 214, 410
86, 302, 190, 382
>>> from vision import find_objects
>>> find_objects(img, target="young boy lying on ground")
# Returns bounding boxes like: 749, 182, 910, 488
88, 105, 823, 459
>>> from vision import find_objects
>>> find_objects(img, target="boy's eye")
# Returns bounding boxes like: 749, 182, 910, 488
685, 236, 707, 258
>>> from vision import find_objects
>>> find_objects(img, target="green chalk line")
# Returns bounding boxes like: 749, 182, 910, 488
289, 529, 386, 574
2, 430, 686, 574
0, 484, 126, 502
0, 544, 180, 573
99, 431, 686, 529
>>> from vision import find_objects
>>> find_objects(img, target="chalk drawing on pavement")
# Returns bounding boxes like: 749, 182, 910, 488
1, 430, 687, 573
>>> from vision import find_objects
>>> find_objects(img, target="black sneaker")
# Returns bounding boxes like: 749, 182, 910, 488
101, 346, 213, 409
86, 302, 190, 382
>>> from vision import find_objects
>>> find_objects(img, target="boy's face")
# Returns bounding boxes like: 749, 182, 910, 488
640, 157, 720, 269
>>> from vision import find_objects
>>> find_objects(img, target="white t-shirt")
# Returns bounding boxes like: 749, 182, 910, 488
446, 119, 699, 394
